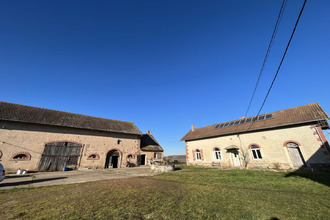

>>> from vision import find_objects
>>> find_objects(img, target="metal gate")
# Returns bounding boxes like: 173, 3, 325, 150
38, 142, 82, 171
287, 142, 305, 167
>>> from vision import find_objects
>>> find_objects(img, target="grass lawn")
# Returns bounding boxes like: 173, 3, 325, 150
1, 166, 329, 219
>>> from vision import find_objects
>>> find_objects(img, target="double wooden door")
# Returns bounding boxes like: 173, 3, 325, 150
38, 142, 82, 171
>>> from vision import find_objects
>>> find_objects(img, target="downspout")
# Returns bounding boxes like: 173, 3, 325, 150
315, 126, 330, 155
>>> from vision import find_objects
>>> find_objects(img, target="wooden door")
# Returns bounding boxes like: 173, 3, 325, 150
287, 144, 305, 167
231, 151, 241, 167
38, 142, 82, 171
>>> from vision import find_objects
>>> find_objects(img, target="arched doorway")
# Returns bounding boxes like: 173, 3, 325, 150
105, 150, 121, 169
286, 142, 305, 167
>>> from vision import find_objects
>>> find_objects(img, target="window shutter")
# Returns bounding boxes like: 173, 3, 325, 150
200, 149, 204, 160
192, 150, 196, 160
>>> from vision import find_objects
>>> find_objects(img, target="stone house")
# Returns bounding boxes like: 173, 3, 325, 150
180, 103, 330, 170
139, 130, 164, 165
0, 102, 163, 173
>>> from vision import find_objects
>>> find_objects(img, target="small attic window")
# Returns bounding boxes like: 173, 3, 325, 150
117, 139, 121, 145
87, 153, 100, 160
11, 152, 31, 161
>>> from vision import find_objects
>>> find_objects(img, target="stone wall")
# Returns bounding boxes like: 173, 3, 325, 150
0, 120, 140, 173
140, 151, 163, 165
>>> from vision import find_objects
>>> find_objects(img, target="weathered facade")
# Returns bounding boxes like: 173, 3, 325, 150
181, 103, 330, 170
0, 102, 162, 173
139, 130, 164, 165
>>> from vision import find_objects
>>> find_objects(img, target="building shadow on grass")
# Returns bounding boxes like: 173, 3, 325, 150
285, 140, 330, 187
0, 177, 67, 188
285, 171, 330, 187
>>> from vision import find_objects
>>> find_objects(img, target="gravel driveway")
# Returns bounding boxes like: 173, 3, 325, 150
0, 167, 157, 190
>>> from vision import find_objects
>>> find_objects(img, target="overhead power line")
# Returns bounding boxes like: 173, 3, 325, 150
245, 0, 287, 117
247, 0, 307, 131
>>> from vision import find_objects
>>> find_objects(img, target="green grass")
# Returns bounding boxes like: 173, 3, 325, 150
1, 166, 329, 219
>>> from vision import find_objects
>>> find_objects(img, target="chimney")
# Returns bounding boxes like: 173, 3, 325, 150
242, 115, 246, 119
191, 124, 195, 131
146, 130, 150, 135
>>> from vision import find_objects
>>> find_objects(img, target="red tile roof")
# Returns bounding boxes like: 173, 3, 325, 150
0, 102, 143, 135
180, 103, 329, 141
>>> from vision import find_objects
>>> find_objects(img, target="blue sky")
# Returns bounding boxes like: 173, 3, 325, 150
1, 0, 329, 155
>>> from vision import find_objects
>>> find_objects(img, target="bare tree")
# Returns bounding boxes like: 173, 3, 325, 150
238, 135, 250, 168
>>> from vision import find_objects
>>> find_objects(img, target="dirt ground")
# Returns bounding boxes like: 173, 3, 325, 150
0, 167, 157, 190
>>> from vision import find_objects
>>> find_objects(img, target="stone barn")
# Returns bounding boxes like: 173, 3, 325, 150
0, 102, 162, 173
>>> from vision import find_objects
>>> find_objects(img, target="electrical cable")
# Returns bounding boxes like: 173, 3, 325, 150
247, 0, 307, 132
245, 0, 287, 117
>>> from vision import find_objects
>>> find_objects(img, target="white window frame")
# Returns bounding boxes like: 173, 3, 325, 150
154, 152, 162, 159
251, 145, 262, 160
213, 148, 222, 161
195, 149, 201, 161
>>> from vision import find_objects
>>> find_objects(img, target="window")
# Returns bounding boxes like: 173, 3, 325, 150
195, 149, 201, 160
11, 152, 31, 161
87, 153, 100, 160
213, 148, 222, 161
154, 153, 162, 159
251, 145, 262, 159
14, 154, 27, 159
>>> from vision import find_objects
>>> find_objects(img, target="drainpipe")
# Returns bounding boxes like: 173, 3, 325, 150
315, 126, 330, 155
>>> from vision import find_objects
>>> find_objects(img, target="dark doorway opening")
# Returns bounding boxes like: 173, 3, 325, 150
105, 150, 120, 169
140, 154, 146, 165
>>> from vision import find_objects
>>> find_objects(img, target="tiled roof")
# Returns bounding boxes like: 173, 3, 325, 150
0, 102, 143, 135
140, 134, 164, 152
181, 103, 329, 141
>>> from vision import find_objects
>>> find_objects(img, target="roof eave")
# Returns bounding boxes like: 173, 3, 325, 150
181, 119, 329, 141
0, 118, 143, 136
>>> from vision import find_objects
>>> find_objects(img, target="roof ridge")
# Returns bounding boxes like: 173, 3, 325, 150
0, 101, 134, 124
